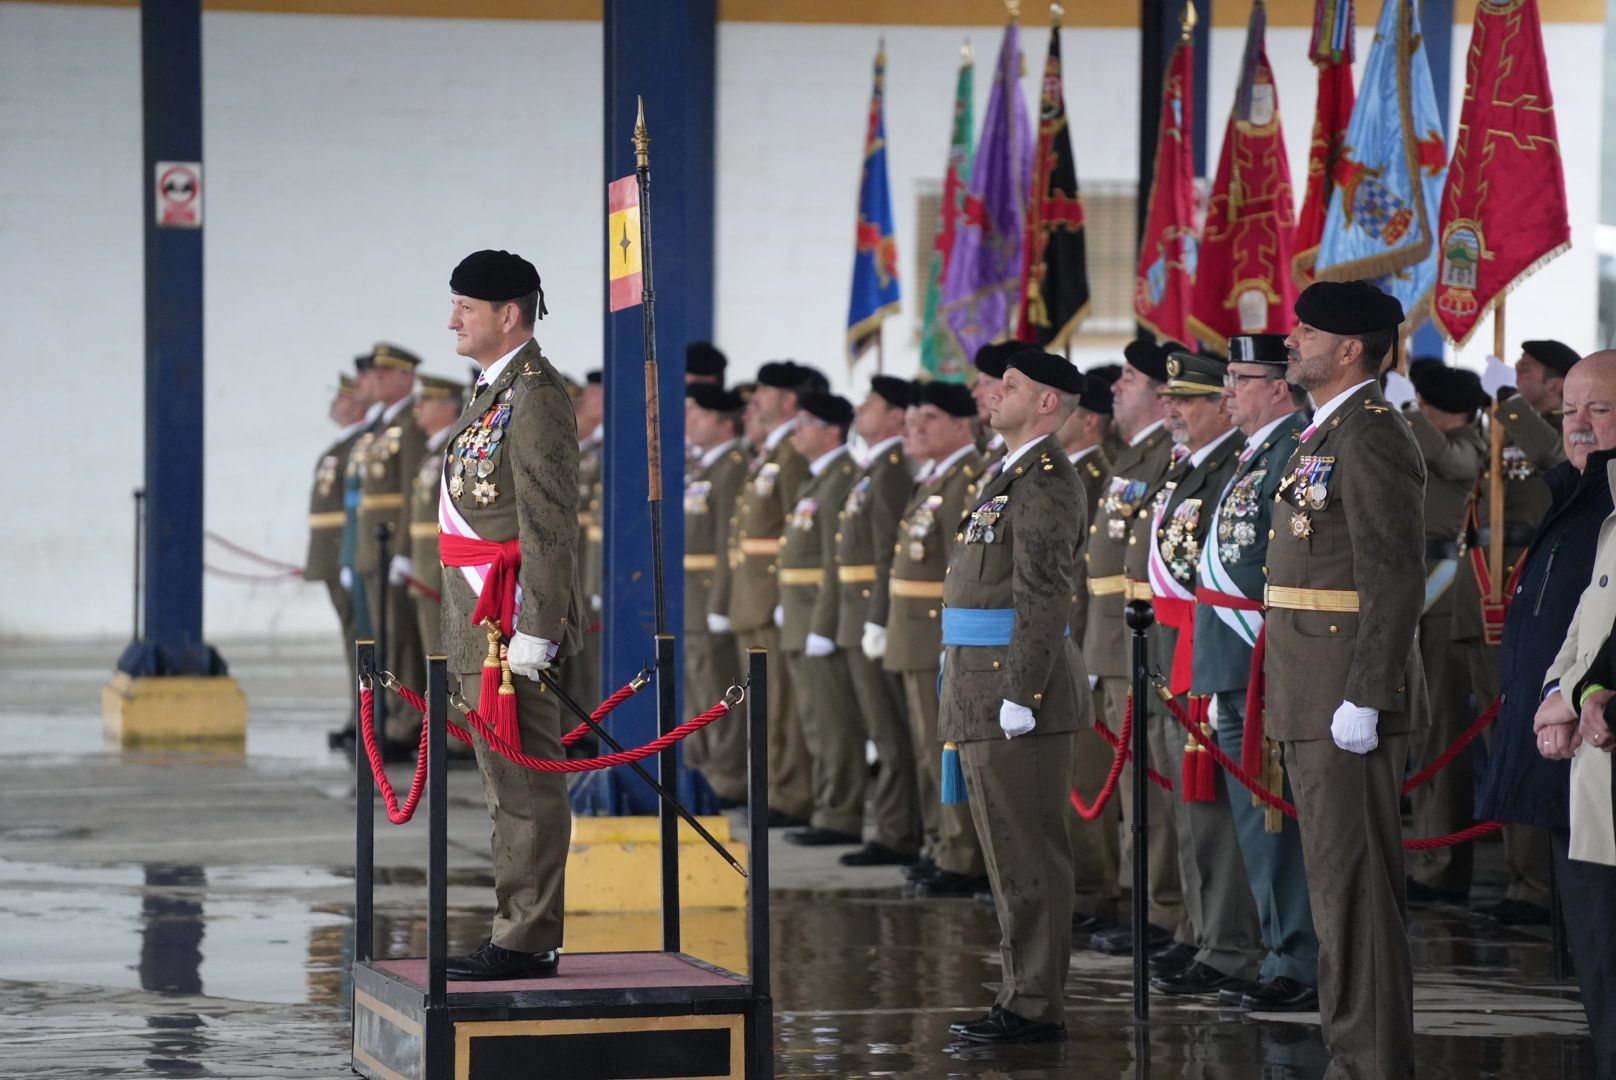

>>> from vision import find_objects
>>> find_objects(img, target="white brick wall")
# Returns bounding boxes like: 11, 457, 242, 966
0, 4, 1602, 638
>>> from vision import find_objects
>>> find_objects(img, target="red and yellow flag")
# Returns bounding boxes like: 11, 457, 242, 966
1291, 0, 1356, 286
1133, 20, 1197, 344
607, 175, 643, 312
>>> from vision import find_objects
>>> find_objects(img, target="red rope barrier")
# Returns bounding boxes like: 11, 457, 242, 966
205, 531, 304, 572
1402, 698, 1500, 795
203, 563, 303, 583
1092, 715, 1174, 791
359, 689, 430, 824
560, 680, 640, 746
1071, 700, 1135, 819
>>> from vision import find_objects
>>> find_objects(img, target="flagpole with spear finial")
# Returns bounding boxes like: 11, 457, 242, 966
1488, 303, 1506, 615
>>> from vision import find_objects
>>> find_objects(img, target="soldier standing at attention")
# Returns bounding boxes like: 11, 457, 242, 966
407, 375, 466, 657
837, 376, 920, 867
970, 341, 1023, 467
943, 350, 1091, 1044
885, 383, 990, 897
327, 353, 385, 753
1271, 280, 1425, 1078
437, 249, 583, 980
778, 393, 864, 847
565, 370, 605, 727
682, 385, 749, 805
308, 373, 372, 744
730, 362, 814, 827
1190, 334, 1319, 1011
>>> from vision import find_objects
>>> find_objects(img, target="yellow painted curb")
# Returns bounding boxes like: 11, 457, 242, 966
565, 815, 747, 913
102, 672, 248, 746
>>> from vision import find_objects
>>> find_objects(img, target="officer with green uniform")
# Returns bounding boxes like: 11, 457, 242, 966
1189, 333, 1319, 1011
308, 373, 372, 739
407, 374, 465, 656
884, 383, 989, 896
729, 362, 814, 825
941, 350, 1091, 1044
682, 385, 750, 803
833, 376, 919, 865
438, 249, 584, 980
1270, 280, 1426, 1079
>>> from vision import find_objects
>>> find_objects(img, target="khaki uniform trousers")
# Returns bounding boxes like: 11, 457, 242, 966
458, 667, 569, 954
1103, 676, 1188, 940
683, 628, 746, 801
1409, 604, 1474, 895
902, 669, 984, 875
1285, 733, 1414, 1080
736, 627, 812, 820
961, 730, 1076, 1025
845, 649, 920, 855
416, 594, 442, 659
786, 649, 867, 838
1068, 682, 1120, 920
326, 580, 358, 727
371, 581, 425, 744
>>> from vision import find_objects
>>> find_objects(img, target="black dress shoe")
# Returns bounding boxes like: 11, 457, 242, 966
1146, 942, 1198, 977
327, 727, 356, 751
948, 1011, 992, 1035
954, 1005, 1065, 1044
1477, 898, 1550, 926
1072, 911, 1119, 935
1405, 878, 1468, 905
765, 808, 809, 829
784, 827, 861, 847
914, 871, 990, 898
381, 741, 417, 764
1090, 922, 1174, 955
905, 857, 938, 882
444, 941, 559, 981
839, 842, 916, 867
1150, 961, 1255, 997
1217, 985, 1252, 1009
1241, 975, 1319, 1012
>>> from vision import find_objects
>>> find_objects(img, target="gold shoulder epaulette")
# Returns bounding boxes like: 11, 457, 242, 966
1087, 462, 1103, 478
1363, 400, 1389, 414
963, 464, 976, 478
888, 451, 901, 465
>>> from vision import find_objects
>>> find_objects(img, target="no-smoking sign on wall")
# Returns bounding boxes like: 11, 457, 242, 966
155, 162, 202, 228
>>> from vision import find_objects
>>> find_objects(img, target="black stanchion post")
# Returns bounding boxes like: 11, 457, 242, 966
427, 655, 448, 1007
354, 640, 376, 964
657, 633, 681, 953
131, 488, 145, 641
1125, 599, 1156, 1024
373, 525, 392, 744
1549, 851, 1569, 980
745, 647, 773, 1079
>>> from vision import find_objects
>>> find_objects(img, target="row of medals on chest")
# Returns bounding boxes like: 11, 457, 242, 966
448, 402, 511, 507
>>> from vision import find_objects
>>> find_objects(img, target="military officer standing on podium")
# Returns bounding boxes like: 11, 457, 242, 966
942, 350, 1091, 1044
438, 249, 583, 980
307, 373, 372, 739
355, 343, 429, 750
1271, 280, 1426, 1078
837, 375, 920, 867
682, 385, 750, 805
1190, 334, 1320, 1011
885, 383, 989, 897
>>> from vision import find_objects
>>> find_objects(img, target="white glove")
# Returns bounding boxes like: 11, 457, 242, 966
1000, 699, 1036, 739
590, 593, 602, 612
506, 631, 558, 680
805, 632, 836, 658
1206, 695, 1220, 731
1330, 700, 1380, 754
388, 554, 413, 586
707, 612, 732, 635
773, 604, 785, 629
339, 566, 353, 591
1088, 674, 1099, 691
1382, 371, 1417, 410
861, 622, 888, 661
1480, 354, 1516, 399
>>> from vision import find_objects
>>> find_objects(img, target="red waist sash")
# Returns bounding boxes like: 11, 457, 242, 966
439, 534, 523, 636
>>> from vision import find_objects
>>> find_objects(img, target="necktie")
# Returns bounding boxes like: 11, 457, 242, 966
1299, 423, 1317, 443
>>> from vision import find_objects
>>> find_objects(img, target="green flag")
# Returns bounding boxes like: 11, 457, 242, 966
920, 46, 975, 382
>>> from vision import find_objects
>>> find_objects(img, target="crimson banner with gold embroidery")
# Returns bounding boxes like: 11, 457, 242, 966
1434, 0, 1569, 347
1290, 0, 1355, 286
1133, 28, 1197, 344
1187, 3, 1298, 351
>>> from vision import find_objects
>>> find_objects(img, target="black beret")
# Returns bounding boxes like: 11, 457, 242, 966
1123, 338, 1172, 382
686, 341, 728, 378
1078, 375, 1113, 415
1294, 279, 1403, 335
450, 249, 547, 316
1412, 364, 1489, 415
585, 370, 602, 386
870, 375, 914, 409
354, 350, 375, 373
974, 340, 1025, 380
757, 361, 803, 390
1228, 334, 1289, 368
798, 364, 830, 394
1006, 349, 1085, 394
1521, 339, 1579, 377
1086, 363, 1122, 387
800, 391, 854, 429
687, 384, 743, 413
1160, 350, 1228, 397
918, 381, 976, 418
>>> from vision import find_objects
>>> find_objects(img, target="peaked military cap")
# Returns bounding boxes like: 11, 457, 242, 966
686, 341, 728, 379
974, 340, 1025, 380
1123, 338, 1172, 382
450, 249, 547, 316
919, 381, 976, 418
870, 375, 914, 409
1522, 339, 1580, 377
1294, 279, 1404, 335
338, 373, 356, 397
800, 391, 854, 429
418, 374, 466, 403
372, 343, 422, 373
1006, 349, 1084, 394
1160, 349, 1228, 397
1228, 334, 1289, 369
585, 370, 603, 386
354, 350, 376, 372
687, 383, 744, 413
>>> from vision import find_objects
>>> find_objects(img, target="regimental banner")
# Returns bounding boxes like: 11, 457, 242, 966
1314, 0, 1446, 326
1014, 17, 1090, 350
1134, 25, 1197, 345
846, 43, 902, 366
1434, 0, 1570, 347
607, 175, 642, 312
1187, 2, 1298, 351
1290, 0, 1356, 286
940, 16, 1033, 364
920, 47, 976, 382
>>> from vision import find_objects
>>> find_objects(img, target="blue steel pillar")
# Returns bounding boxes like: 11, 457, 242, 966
1412, 0, 1454, 357
583, 0, 716, 814
120, 0, 219, 677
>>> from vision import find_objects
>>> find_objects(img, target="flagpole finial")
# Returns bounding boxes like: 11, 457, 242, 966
1180, 0, 1197, 38
633, 96, 650, 170
961, 37, 973, 64
1005, 0, 1020, 22
1050, 3, 1064, 26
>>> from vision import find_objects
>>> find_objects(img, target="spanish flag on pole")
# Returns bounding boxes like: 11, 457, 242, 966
608, 175, 643, 312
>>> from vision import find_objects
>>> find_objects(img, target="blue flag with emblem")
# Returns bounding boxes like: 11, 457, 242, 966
1314, 0, 1447, 324
847, 41, 902, 368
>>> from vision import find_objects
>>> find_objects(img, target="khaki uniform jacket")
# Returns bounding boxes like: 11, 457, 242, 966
439, 342, 584, 675
1265, 386, 1427, 740
409, 445, 444, 601
778, 449, 859, 652
1066, 446, 1111, 640
1081, 424, 1176, 678
938, 435, 1092, 743
833, 441, 914, 648
683, 441, 749, 634
305, 427, 366, 583
577, 430, 604, 606
883, 448, 984, 673
728, 430, 810, 632
355, 399, 428, 574
1407, 410, 1485, 550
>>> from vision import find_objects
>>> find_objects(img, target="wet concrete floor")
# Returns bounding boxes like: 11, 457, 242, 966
0, 638, 1596, 1077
